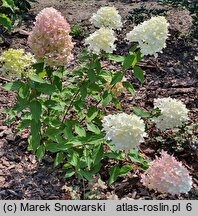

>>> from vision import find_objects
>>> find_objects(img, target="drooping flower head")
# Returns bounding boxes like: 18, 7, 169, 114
126, 16, 169, 57
0, 48, 36, 78
85, 28, 116, 55
90, 6, 122, 30
28, 7, 73, 66
141, 151, 192, 195
152, 97, 189, 131
102, 113, 147, 153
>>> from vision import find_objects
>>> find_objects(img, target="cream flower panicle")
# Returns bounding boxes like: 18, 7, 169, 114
126, 16, 169, 57
85, 28, 116, 54
102, 113, 147, 153
0, 48, 36, 78
28, 7, 73, 67
141, 151, 192, 195
90, 6, 122, 30
152, 97, 189, 131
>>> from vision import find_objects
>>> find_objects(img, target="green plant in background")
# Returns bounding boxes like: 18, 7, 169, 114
0, 0, 36, 31
127, 6, 168, 24
0, 0, 16, 30
71, 23, 84, 39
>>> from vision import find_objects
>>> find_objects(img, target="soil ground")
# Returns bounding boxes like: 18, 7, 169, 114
0, 0, 197, 200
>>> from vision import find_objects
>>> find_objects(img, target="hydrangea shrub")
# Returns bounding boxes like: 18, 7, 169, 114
0, 6, 193, 193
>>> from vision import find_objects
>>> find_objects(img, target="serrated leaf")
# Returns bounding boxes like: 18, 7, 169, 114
102, 91, 112, 107
2, 0, 16, 12
86, 122, 100, 134
118, 165, 133, 176
86, 106, 98, 122
36, 83, 57, 95
79, 169, 93, 181
75, 125, 86, 137
110, 72, 123, 86
1, 81, 22, 91
64, 169, 75, 179
107, 54, 124, 62
123, 81, 135, 97
108, 164, 120, 185
134, 66, 144, 84
132, 106, 151, 118
29, 74, 46, 83
36, 145, 45, 161
30, 100, 42, 122
0, 13, 12, 30
122, 54, 135, 70
54, 152, 65, 167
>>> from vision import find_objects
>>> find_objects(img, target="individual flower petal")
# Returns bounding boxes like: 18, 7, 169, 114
85, 28, 116, 54
28, 7, 73, 66
102, 113, 147, 153
152, 97, 189, 131
90, 6, 122, 30
126, 16, 169, 57
141, 151, 192, 195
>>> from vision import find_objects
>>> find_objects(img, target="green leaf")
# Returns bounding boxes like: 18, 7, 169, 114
18, 84, 30, 99
18, 119, 31, 130
0, 13, 11, 30
102, 91, 112, 107
75, 125, 86, 137
108, 164, 120, 185
93, 144, 104, 166
36, 83, 57, 95
110, 72, 123, 86
30, 100, 42, 122
44, 127, 63, 139
31, 133, 41, 152
1, 81, 22, 91
118, 165, 133, 176
29, 74, 46, 83
2, 0, 16, 12
86, 106, 98, 122
107, 54, 124, 63
53, 76, 62, 91
132, 106, 152, 118
86, 122, 100, 134
112, 98, 122, 110
64, 169, 75, 179
129, 45, 138, 53
123, 81, 135, 97
54, 152, 65, 167
32, 62, 44, 73
134, 66, 144, 84
122, 54, 135, 70
79, 169, 93, 181
36, 145, 45, 161
128, 148, 149, 170
30, 120, 40, 136
87, 69, 96, 83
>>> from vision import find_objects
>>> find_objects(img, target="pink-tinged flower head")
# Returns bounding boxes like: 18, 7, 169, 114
28, 7, 73, 66
141, 151, 192, 195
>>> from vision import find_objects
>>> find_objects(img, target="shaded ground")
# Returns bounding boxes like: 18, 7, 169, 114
0, 0, 197, 200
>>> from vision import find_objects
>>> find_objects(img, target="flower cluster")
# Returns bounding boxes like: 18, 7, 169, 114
0, 48, 36, 78
28, 7, 73, 66
90, 6, 122, 30
102, 113, 147, 153
85, 28, 116, 54
104, 76, 126, 97
152, 97, 189, 131
126, 16, 169, 57
141, 151, 192, 195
